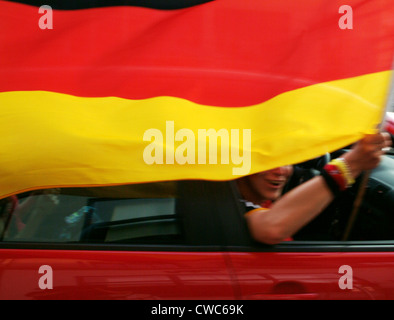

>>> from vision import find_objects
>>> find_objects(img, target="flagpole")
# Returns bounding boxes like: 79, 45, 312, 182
342, 62, 394, 241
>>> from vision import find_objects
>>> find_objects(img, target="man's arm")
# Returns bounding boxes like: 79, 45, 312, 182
246, 133, 392, 245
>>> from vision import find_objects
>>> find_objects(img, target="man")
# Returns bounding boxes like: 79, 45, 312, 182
236, 133, 392, 244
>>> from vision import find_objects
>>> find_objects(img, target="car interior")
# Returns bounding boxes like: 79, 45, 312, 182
291, 149, 394, 242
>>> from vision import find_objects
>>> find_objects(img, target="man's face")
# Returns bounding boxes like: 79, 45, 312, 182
247, 165, 293, 201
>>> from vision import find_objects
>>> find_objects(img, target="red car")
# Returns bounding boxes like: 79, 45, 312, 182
0, 151, 394, 300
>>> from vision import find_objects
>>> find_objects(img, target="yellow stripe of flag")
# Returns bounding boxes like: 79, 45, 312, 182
0, 71, 391, 198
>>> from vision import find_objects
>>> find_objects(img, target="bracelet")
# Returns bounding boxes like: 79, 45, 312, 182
320, 167, 341, 197
321, 157, 356, 196
323, 163, 348, 191
330, 158, 355, 186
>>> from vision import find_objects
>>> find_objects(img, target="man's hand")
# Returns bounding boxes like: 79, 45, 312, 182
343, 132, 392, 178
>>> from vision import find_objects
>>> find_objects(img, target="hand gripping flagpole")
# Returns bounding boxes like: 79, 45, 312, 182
342, 62, 394, 241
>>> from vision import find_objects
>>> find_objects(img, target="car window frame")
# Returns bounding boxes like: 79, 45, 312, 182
1, 176, 394, 254
0, 181, 231, 252
218, 180, 394, 253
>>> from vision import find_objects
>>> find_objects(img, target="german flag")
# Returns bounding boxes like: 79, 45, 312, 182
1, 0, 393, 199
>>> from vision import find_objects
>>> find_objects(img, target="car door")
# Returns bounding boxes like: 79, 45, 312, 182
227, 244, 394, 300
219, 178, 394, 300
0, 248, 236, 300
0, 181, 237, 300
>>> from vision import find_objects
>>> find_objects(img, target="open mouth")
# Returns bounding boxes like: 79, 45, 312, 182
267, 180, 285, 189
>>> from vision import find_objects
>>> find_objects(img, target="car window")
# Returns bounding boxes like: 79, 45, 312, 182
0, 182, 188, 245
292, 155, 394, 242
229, 153, 394, 245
